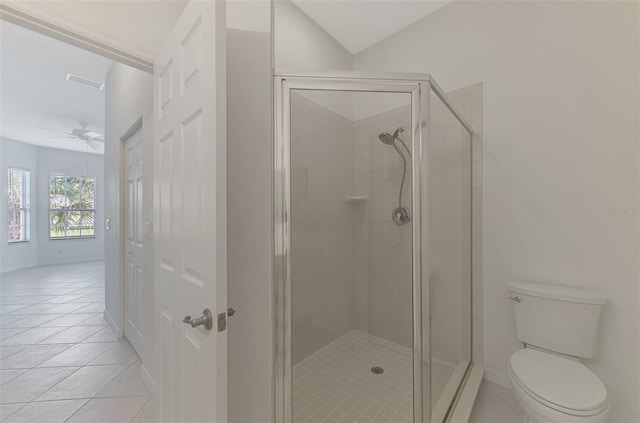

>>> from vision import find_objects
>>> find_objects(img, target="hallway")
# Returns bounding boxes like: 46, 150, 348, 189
0, 262, 152, 422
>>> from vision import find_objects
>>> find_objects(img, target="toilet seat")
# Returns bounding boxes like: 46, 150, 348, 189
509, 349, 608, 417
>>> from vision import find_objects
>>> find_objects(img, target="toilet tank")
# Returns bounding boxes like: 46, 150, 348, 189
508, 282, 607, 358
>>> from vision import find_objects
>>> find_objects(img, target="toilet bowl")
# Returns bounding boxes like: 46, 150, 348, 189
507, 282, 609, 423
508, 348, 609, 423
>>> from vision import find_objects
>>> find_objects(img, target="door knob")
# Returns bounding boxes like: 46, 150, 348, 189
182, 308, 213, 330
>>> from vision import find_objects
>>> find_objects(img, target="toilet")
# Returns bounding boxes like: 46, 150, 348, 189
507, 281, 609, 423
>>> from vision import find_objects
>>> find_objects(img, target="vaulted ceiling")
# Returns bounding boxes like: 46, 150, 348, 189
290, 0, 452, 54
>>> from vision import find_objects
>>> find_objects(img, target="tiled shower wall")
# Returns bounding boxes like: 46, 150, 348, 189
290, 93, 356, 364
351, 85, 482, 370
290, 85, 482, 368
352, 102, 414, 348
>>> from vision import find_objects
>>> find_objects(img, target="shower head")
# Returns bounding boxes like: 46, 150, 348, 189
378, 127, 403, 145
378, 132, 396, 145
377, 126, 412, 225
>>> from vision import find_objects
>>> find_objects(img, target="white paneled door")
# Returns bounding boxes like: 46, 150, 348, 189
125, 128, 144, 355
153, 1, 227, 421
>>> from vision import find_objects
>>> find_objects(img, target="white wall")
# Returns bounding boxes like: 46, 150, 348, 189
103, 61, 153, 376
35, 146, 104, 266
274, 0, 352, 72
0, 138, 104, 273
274, 0, 355, 120
354, 2, 639, 420
0, 138, 38, 273
227, 0, 271, 34
227, 26, 274, 423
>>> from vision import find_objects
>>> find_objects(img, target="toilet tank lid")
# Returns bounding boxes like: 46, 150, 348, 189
508, 282, 607, 305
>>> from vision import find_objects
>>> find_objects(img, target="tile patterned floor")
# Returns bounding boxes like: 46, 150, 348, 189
292, 330, 459, 423
430, 358, 454, 407
0, 262, 523, 423
469, 380, 524, 423
0, 262, 152, 422
293, 330, 414, 423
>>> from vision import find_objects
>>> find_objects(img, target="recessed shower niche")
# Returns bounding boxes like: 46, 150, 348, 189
275, 72, 478, 423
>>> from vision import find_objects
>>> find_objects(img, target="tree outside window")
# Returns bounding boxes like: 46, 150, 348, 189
8, 167, 30, 242
49, 173, 96, 239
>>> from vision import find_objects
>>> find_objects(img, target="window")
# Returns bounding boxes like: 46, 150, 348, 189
7, 167, 30, 243
49, 173, 96, 239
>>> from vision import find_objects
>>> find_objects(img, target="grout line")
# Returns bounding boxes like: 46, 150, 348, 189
0, 263, 148, 423
128, 396, 152, 423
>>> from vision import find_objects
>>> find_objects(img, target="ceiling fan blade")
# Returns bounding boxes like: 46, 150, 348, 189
87, 140, 101, 149
85, 131, 102, 138
35, 127, 73, 136
45, 136, 77, 139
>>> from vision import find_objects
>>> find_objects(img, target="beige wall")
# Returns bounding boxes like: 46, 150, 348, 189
290, 92, 357, 363
227, 27, 274, 423
352, 101, 413, 348
355, 2, 639, 420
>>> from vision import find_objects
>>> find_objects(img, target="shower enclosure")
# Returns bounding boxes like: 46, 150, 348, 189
275, 71, 476, 423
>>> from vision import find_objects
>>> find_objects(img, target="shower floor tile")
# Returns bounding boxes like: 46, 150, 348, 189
293, 330, 456, 423
293, 330, 413, 423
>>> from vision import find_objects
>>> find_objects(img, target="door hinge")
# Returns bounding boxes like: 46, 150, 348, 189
217, 312, 226, 332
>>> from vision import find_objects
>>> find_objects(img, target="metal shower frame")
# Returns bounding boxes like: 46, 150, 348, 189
273, 70, 474, 423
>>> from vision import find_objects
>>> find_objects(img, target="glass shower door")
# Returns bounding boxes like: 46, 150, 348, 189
275, 72, 475, 423
427, 89, 473, 421
288, 88, 415, 423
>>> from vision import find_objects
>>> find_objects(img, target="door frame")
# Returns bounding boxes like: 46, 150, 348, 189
0, 2, 153, 72
273, 70, 431, 423
119, 117, 143, 339
118, 118, 142, 338
118, 115, 156, 393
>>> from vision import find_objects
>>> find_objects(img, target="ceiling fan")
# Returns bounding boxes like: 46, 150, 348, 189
36, 121, 104, 149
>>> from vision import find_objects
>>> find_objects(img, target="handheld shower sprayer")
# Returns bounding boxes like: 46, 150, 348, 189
378, 127, 411, 225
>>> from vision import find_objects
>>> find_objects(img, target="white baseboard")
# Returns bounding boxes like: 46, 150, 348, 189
483, 367, 511, 389
104, 310, 121, 338
140, 363, 156, 397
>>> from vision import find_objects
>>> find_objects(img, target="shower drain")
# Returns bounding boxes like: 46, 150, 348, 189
371, 366, 384, 375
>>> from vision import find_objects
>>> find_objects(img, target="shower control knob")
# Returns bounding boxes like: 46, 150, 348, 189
392, 206, 411, 225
